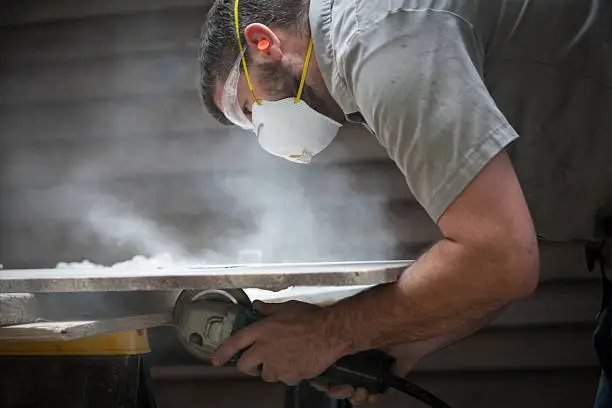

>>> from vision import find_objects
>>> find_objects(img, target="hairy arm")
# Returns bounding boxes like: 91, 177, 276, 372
387, 306, 505, 376
316, 151, 539, 355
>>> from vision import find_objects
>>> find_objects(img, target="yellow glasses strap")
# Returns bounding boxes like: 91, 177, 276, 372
234, 0, 312, 105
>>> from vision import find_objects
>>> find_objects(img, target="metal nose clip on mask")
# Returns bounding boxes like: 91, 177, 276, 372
221, 0, 342, 164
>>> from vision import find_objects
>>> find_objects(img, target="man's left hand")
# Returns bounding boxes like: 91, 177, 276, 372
212, 300, 349, 386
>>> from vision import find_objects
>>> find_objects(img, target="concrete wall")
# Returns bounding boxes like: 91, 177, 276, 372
0, 1, 602, 407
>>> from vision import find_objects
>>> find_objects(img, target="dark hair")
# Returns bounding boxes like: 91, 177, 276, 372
198, 0, 309, 125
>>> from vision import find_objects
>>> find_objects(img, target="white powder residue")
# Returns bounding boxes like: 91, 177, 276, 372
55, 253, 197, 270
54, 254, 370, 306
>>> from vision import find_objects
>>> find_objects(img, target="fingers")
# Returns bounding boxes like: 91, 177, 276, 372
310, 382, 328, 392
327, 385, 355, 400
311, 383, 379, 405
279, 375, 302, 387
349, 388, 370, 405
260, 364, 277, 383
235, 344, 264, 377
310, 382, 355, 400
233, 342, 301, 386
212, 326, 259, 366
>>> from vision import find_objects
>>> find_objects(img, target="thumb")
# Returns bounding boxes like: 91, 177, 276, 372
252, 300, 284, 316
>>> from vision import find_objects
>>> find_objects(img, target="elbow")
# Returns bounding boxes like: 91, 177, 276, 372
501, 238, 540, 301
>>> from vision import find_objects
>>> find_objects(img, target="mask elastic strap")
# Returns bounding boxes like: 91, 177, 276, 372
234, 0, 261, 105
294, 38, 313, 103
234, 0, 313, 106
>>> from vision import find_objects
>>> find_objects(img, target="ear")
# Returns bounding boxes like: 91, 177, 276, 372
244, 23, 283, 62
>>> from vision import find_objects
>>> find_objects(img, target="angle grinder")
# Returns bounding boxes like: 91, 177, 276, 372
173, 289, 452, 408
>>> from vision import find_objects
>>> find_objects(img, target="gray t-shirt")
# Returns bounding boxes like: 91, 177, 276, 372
310, 0, 612, 242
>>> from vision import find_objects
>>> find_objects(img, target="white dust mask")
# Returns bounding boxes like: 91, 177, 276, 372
252, 97, 341, 164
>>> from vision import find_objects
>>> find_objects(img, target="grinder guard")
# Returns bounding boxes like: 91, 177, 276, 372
173, 289, 255, 362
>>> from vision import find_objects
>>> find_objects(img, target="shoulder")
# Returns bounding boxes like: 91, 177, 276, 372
341, 2, 484, 74
332, 1, 486, 110
354, 0, 478, 35
329, 1, 518, 221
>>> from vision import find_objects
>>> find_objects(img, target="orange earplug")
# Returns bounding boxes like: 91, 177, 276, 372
257, 39, 270, 54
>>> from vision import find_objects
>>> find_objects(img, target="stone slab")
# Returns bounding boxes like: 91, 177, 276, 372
0, 260, 412, 293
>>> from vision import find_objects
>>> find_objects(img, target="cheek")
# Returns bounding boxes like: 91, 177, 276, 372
237, 76, 257, 103
241, 69, 282, 102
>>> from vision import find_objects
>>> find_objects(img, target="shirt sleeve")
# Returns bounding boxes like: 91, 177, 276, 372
341, 9, 519, 222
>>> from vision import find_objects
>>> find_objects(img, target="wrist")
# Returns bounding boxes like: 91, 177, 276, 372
313, 283, 404, 356
312, 306, 359, 358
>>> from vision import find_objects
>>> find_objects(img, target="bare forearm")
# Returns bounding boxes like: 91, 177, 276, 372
386, 305, 504, 377
318, 237, 536, 355
395, 305, 505, 358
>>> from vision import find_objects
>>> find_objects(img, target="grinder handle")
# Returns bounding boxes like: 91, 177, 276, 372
314, 349, 396, 394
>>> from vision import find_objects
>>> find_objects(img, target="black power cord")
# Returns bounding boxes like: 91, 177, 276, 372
317, 349, 452, 408
389, 375, 451, 408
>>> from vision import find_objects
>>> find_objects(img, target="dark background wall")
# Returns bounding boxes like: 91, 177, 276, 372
0, 1, 602, 407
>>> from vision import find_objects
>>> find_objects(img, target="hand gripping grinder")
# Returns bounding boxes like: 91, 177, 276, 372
173, 289, 451, 408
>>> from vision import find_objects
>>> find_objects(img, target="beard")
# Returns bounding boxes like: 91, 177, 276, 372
255, 60, 338, 119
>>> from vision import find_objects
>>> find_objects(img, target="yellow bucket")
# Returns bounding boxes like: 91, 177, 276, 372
0, 330, 150, 356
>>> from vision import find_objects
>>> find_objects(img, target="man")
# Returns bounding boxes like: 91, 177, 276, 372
198, 0, 612, 405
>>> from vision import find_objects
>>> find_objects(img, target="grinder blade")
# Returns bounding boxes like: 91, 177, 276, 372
173, 289, 252, 361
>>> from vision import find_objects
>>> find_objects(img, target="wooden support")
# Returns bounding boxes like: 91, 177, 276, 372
0, 312, 172, 342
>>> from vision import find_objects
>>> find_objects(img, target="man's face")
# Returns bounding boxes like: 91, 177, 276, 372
216, 60, 335, 124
